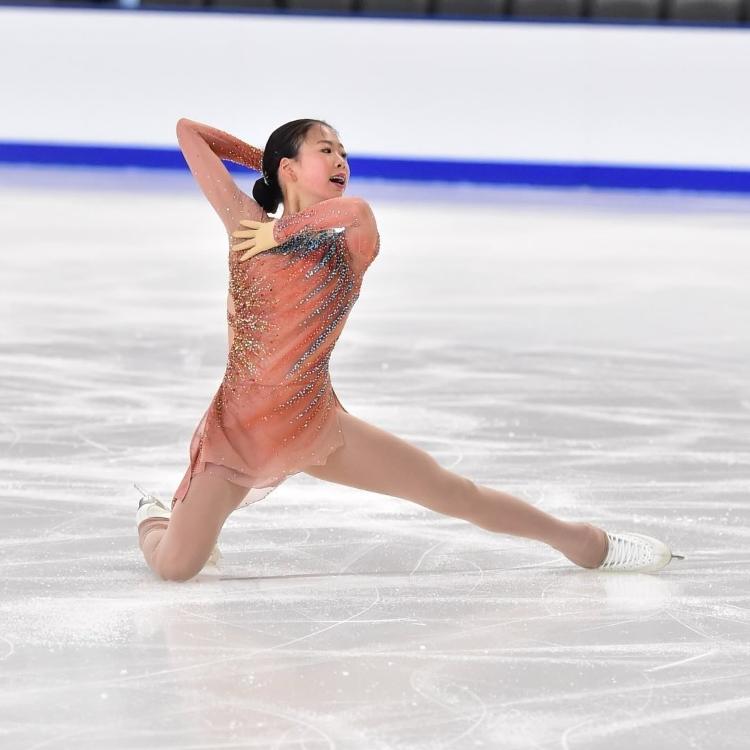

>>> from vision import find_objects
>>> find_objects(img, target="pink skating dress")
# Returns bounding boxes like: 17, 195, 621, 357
172, 118, 380, 509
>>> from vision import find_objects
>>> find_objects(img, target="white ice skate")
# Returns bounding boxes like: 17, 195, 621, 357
134, 483, 222, 567
596, 531, 685, 573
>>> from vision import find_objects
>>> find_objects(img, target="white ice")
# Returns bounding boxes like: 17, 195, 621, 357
1, 164, 749, 749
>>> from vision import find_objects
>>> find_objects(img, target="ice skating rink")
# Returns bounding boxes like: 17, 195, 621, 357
1, 164, 749, 748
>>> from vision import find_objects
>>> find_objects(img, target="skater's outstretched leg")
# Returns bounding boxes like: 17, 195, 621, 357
303, 410, 607, 568
138, 472, 249, 581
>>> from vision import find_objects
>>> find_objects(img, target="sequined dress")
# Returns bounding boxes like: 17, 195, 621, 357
172, 118, 380, 508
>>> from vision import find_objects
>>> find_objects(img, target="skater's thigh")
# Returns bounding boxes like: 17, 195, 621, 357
161, 472, 249, 562
303, 410, 454, 501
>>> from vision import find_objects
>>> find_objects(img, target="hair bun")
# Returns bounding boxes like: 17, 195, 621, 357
252, 175, 279, 215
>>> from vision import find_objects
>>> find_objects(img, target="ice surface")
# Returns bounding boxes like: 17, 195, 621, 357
1, 164, 749, 748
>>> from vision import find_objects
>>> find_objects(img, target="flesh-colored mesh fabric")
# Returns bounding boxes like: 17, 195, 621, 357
172, 119, 380, 508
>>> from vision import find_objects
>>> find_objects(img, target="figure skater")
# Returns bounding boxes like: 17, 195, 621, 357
135, 116, 684, 582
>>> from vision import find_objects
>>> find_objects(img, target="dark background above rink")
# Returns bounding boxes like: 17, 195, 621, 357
3, 0, 750, 28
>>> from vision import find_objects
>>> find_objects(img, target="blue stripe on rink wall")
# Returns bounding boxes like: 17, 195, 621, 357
1, 140, 749, 194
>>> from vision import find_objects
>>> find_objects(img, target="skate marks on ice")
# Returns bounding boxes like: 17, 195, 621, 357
1, 166, 749, 748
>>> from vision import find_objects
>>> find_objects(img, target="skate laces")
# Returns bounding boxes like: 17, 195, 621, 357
601, 533, 655, 570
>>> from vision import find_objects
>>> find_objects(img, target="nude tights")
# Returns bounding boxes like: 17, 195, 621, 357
139, 410, 599, 581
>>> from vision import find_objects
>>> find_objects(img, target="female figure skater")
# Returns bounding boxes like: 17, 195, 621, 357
136, 117, 684, 582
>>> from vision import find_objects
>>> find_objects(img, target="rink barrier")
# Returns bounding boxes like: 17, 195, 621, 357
1, 140, 749, 194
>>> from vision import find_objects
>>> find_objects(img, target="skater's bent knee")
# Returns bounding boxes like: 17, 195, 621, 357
154, 551, 205, 582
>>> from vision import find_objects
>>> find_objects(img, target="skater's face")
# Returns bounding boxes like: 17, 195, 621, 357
278, 124, 349, 205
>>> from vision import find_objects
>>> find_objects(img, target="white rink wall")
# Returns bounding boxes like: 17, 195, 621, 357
1, 6, 749, 184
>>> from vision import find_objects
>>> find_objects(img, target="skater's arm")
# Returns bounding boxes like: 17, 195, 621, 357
273, 197, 380, 272
176, 118, 266, 234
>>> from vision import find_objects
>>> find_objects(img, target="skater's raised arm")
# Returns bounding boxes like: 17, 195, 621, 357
176, 117, 266, 234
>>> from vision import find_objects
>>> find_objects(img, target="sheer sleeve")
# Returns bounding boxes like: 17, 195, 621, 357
272, 196, 380, 273
176, 117, 267, 234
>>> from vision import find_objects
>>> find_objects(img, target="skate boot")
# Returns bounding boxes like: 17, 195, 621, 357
134, 483, 222, 567
596, 531, 685, 573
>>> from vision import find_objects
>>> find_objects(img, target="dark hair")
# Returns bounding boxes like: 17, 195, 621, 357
252, 118, 336, 215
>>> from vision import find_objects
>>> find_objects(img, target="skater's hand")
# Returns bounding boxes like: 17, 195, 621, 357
231, 219, 279, 261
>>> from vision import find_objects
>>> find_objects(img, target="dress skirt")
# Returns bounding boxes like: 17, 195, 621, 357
172, 383, 349, 510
